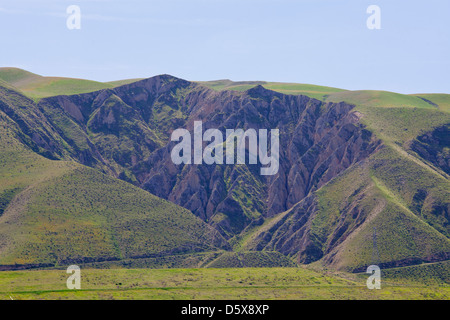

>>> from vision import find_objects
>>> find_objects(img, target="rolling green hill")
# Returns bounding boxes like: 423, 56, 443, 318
316, 145, 450, 272
0, 67, 113, 100
3, 68, 448, 115
0, 68, 138, 101
411, 93, 450, 113
325, 90, 438, 109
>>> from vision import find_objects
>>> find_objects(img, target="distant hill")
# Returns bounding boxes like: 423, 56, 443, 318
198, 79, 346, 100
0, 68, 141, 101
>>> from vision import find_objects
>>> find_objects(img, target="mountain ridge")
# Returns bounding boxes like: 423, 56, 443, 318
0, 69, 448, 271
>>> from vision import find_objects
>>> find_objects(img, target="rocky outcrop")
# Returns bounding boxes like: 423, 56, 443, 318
133, 84, 381, 238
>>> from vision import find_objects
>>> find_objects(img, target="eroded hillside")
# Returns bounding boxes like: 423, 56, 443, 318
0, 73, 448, 271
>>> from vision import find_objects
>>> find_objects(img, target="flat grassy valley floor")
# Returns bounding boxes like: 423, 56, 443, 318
0, 264, 449, 300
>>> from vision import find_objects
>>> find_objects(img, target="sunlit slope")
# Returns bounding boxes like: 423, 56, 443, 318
324, 90, 437, 109
317, 145, 450, 271
379, 260, 450, 285
411, 93, 450, 113
241, 145, 450, 272
0, 68, 148, 100
0, 107, 223, 267
0, 68, 41, 85
0, 68, 113, 100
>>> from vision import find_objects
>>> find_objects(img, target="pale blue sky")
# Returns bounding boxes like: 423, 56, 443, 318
0, 0, 449, 93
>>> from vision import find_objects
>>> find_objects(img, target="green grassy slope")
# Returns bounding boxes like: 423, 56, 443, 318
263, 83, 345, 100
325, 90, 437, 109
20, 78, 113, 100
355, 106, 450, 146
411, 94, 450, 113
0, 106, 225, 267
314, 146, 450, 272
205, 251, 297, 268
0, 68, 114, 100
379, 260, 450, 286
0, 68, 41, 85
240, 149, 450, 272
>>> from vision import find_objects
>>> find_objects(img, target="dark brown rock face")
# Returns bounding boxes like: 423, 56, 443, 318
128, 84, 381, 238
